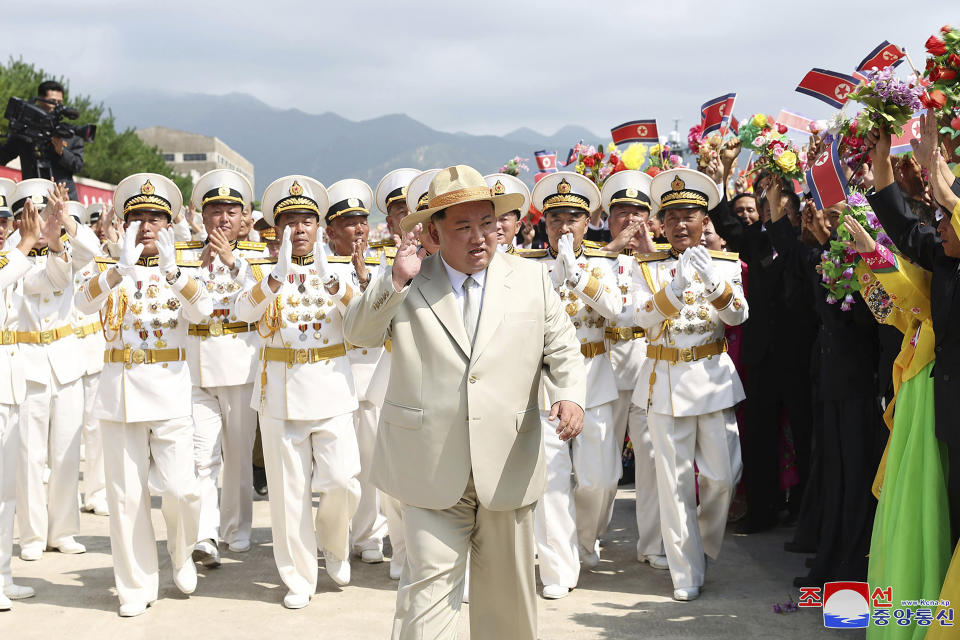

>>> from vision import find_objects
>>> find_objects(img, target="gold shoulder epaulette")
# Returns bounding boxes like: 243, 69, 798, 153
175, 240, 204, 249
708, 249, 740, 261
582, 239, 603, 249
516, 248, 548, 258
247, 257, 277, 265
583, 247, 619, 259
364, 256, 381, 265
327, 256, 352, 263
635, 250, 671, 262
177, 259, 202, 267
237, 240, 266, 251
94, 256, 117, 272
653, 243, 672, 251
369, 239, 396, 249
60, 232, 70, 242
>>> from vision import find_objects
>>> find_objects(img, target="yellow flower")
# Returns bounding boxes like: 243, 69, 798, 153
649, 144, 662, 156
576, 162, 586, 174
621, 143, 648, 170
775, 150, 797, 173
607, 142, 618, 153
752, 113, 767, 128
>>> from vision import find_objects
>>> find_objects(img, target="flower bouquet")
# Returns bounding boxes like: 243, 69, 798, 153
819, 192, 895, 311
738, 113, 806, 182
498, 156, 529, 176
644, 143, 682, 177
847, 66, 924, 136
687, 124, 704, 153
922, 25, 960, 139
571, 142, 620, 186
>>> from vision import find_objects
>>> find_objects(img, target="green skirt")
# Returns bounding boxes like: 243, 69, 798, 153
868, 361, 950, 639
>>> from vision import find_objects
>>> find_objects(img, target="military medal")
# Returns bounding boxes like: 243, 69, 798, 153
566, 302, 578, 316
288, 312, 299, 322
297, 274, 306, 293
146, 284, 159, 298
149, 302, 159, 313
206, 281, 215, 292
166, 298, 180, 311
138, 330, 149, 349
313, 322, 322, 339
298, 323, 308, 341
167, 318, 178, 329
683, 291, 695, 305
697, 307, 709, 320
154, 330, 166, 348
134, 281, 143, 299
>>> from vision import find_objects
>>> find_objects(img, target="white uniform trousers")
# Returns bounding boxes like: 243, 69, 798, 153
533, 402, 619, 588
610, 390, 663, 557
192, 383, 258, 547
259, 412, 361, 597
81, 372, 106, 509
350, 400, 388, 554
17, 375, 83, 550
647, 408, 742, 589
0, 405, 18, 587
382, 490, 406, 571
101, 416, 201, 606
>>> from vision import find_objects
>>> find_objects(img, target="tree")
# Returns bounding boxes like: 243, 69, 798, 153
0, 57, 192, 202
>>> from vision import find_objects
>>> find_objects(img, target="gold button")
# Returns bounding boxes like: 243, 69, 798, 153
469, 375, 478, 384
43, 298, 49, 303
162, 363, 168, 368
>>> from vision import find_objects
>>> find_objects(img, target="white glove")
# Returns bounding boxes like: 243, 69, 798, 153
115, 221, 143, 279
314, 240, 336, 287
549, 239, 567, 288
270, 227, 293, 284
557, 233, 582, 286
156, 227, 177, 278
686, 245, 721, 292
670, 250, 691, 299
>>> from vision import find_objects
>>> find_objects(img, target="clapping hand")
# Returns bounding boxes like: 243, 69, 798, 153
16, 199, 42, 253
268, 226, 293, 291
670, 249, 691, 298
557, 232, 581, 286
842, 217, 876, 254
313, 238, 338, 290
116, 221, 143, 279
686, 245, 720, 291
156, 227, 177, 279
201, 227, 236, 270
351, 239, 369, 289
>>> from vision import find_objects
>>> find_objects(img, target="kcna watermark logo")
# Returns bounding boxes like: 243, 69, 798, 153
798, 582, 954, 629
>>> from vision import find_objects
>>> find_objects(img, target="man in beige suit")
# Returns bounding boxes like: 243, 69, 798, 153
343, 165, 585, 640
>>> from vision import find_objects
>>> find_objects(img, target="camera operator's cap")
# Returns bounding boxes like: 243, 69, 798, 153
0, 178, 16, 218
649, 168, 720, 218
191, 169, 253, 211
406, 169, 442, 213
601, 170, 652, 213
10, 178, 56, 216
325, 179, 372, 227
115, 173, 182, 220
375, 168, 420, 215
531, 171, 600, 215
85, 202, 104, 225
63, 201, 85, 223
401, 165, 525, 233
483, 173, 531, 217
261, 175, 327, 227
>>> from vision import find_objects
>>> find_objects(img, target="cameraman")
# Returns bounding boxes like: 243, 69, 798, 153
0, 81, 84, 199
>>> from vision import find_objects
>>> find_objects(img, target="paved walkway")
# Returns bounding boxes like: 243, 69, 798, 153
1, 487, 852, 639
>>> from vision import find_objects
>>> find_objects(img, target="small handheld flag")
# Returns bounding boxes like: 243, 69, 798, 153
610, 119, 659, 145
533, 150, 558, 173
806, 139, 849, 210
890, 112, 925, 154
775, 110, 814, 135
856, 41, 905, 73
701, 93, 737, 135
796, 69, 859, 109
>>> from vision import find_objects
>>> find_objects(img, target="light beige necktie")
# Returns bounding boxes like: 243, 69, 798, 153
462, 275, 480, 345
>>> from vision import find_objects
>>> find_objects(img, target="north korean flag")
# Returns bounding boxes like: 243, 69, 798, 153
701, 93, 736, 135
562, 142, 581, 166
856, 41, 905, 73
806, 139, 849, 210
890, 111, 925, 154
533, 150, 558, 173
775, 109, 814, 135
611, 119, 659, 145
796, 68, 859, 109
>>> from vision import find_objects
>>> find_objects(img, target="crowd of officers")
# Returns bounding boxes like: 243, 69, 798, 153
0, 161, 749, 616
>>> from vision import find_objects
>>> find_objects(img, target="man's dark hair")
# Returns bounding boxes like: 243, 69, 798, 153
37, 80, 65, 98
730, 192, 756, 208
783, 190, 801, 218
431, 209, 446, 223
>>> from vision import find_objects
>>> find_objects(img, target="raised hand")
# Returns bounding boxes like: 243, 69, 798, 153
42, 203, 65, 253
391, 225, 425, 292
156, 227, 177, 278
842, 217, 876, 254
16, 198, 41, 253
268, 226, 293, 291
557, 232, 580, 284
686, 245, 720, 291
116, 221, 143, 279
670, 250, 691, 298
909, 112, 938, 170
351, 239, 369, 288
719, 138, 742, 172
313, 237, 336, 287
202, 227, 236, 270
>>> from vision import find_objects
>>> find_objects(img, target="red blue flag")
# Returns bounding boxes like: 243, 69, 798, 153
890, 111, 925, 154
806, 139, 849, 210
533, 150, 558, 173
775, 110, 814, 135
700, 93, 736, 135
856, 41, 905, 72
796, 68, 859, 109
611, 119, 659, 145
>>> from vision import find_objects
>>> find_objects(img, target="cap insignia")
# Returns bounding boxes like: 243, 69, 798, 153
218, 185, 230, 196
671, 175, 685, 191
289, 180, 303, 196
626, 187, 638, 198
348, 198, 360, 208
493, 180, 505, 195
140, 179, 155, 195
557, 178, 571, 195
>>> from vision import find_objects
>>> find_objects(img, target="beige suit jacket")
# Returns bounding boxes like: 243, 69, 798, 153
342, 250, 585, 511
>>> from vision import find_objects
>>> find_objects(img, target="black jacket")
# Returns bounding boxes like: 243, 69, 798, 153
0, 134, 84, 200
868, 182, 960, 446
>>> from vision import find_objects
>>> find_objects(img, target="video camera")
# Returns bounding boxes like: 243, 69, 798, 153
3, 96, 97, 147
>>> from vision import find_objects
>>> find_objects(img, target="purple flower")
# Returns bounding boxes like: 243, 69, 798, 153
847, 192, 868, 207
842, 267, 854, 279
773, 604, 783, 614
877, 232, 893, 247
845, 294, 855, 303
821, 273, 831, 283
841, 302, 852, 311
865, 212, 882, 229
827, 295, 838, 304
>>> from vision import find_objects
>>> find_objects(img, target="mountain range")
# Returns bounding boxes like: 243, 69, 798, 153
106, 91, 601, 194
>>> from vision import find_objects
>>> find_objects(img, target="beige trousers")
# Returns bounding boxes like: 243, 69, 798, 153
101, 416, 201, 606
392, 476, 537, 640
350, 400, 388, 554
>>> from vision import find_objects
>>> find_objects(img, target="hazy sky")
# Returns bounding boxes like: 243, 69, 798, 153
6, 1, 955, 139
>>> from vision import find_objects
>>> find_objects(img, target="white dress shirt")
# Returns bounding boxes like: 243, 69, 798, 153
439, 253, 487, 316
